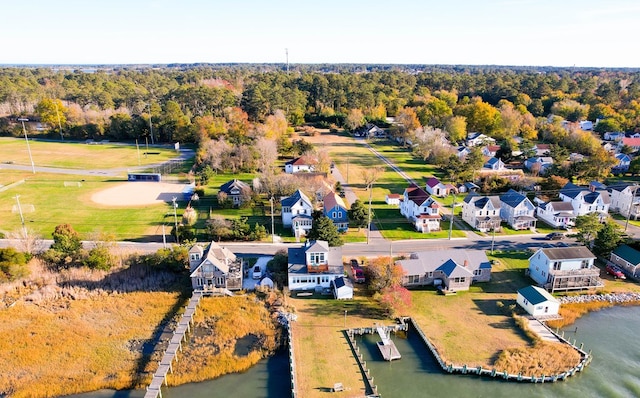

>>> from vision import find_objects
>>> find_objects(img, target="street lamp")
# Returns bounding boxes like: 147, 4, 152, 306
270, 196, 275, 243
18, 118, 35, 174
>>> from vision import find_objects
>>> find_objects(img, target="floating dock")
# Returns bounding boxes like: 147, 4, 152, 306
376, 326, 401, 361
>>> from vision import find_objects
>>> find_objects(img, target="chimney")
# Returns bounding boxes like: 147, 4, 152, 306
463, 260, 469, 267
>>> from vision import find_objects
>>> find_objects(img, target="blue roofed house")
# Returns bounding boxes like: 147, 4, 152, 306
612, 153, 631, 174
559, 182, 610, 221
528, 246, 602, 292
218, 179, 251, 207
287, 240, 344, 291
483, 157, 505, 171
281, 189, 314, 237
609, 245, 640, 279
323, 192, 349, 232
499, 189, 536, 230
524, 157, 554, 175
461, 193, 502, 232
397, 249, 492, 292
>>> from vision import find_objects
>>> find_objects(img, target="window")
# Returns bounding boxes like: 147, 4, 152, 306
283, 207, 290, 213
332, 211, 337, 218
427, 272, 433, 278
553, 261, 561, 270
408, 275, 420, 284
473, 269, 481, 276
453, 277, 466, 283
310, 252, 325, 264
581, 260, 590, 269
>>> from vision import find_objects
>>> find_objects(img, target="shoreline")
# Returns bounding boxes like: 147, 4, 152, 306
548, 292, 640, 329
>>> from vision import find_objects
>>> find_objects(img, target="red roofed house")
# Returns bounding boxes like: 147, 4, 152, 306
620, 137, 640, 152
385, 193, 401, 206
285, 155, 318, 174
482, 145, 501, 157
400, 184, 441, 233
534, 143, 551, 156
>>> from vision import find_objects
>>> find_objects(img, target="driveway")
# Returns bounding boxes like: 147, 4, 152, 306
242, 256, 273, 290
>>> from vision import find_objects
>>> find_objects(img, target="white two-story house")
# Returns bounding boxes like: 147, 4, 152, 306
528, 246, 602, 293
499, 189, 536, 230
609, 183, 640, 220
287, 240, 344, 291
400, 184, 441, 233
461, 193, 502, 232
536, 201, 576, 229
559, 182, 610, 221
281, 189, 314, 236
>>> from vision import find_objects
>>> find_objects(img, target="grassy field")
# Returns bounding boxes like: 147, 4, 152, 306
0, 173, 180, 240
0, 138, 179, 169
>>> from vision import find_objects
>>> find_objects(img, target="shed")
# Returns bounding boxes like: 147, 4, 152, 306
331, 276, 353, 300
258, 276, 274, 289
517, 285, 560, 317
385, 193, 401, 206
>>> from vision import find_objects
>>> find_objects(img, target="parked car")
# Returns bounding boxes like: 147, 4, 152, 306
252, 265, 262, 280
350, 259, 359, 268
546, 232, 565, 240
606, 264, 626, 279
352, 267, 365, 284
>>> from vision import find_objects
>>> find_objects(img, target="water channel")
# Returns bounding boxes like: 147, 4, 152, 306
69, 306, 640, 398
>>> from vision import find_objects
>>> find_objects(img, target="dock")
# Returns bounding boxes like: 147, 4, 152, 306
376, 326, 401, 361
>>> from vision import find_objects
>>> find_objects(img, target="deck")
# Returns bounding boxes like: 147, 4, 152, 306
376, 326, 401, 361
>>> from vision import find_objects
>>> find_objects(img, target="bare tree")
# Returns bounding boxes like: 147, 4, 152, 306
362, 166, 384, 190
8, 228, 45, 255
255, 137, 278, 173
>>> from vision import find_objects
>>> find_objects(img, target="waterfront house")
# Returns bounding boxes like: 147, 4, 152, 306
189, 241, 243, 292
517, 285, 560, 317
499, 189, 537, 230
528, 246, 602, 293
285, 155, 317, 174
281, 189, 314, 236
536, 201, 576, 229
323, 191, 349, 232
287, 240, 344, 291
461, 193, 502, 232
400, 183, 441, 233
609, 184, 640, 220
397, 249, 492, 292
218, 179, 251, 207
609, 245, 640, 279
559, 182, 610, 221
385, 193, 401, 206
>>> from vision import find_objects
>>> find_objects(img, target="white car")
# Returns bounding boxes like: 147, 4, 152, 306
252, 265, 262, 280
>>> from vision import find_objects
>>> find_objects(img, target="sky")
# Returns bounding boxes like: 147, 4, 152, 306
2, 0, 640, 67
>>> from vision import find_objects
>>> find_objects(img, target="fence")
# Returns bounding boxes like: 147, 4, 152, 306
286, 321, 297, 398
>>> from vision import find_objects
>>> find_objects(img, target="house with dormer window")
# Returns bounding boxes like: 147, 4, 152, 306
528, 246, 602, 292
559, 182, 610, 221
281, 189, 314, 236
287, 240, 344, 291
400, 183, 441, 233
218, 179, 251, 206
189, 241, 243, 292
462, 193, 502, 232
499, 189, 536, 230
323, 192, 349, 232
536, 201, 576, 228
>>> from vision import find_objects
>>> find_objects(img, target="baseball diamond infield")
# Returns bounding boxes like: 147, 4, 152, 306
91, 182, 191, 206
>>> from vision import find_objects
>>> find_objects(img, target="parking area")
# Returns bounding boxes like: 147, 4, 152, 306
242, 256, 273, 290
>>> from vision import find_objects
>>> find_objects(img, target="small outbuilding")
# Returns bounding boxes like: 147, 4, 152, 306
331, 276, 353, 300
385, 193, 401, 206
517, 285, 560, 317
258, 276, 274, 289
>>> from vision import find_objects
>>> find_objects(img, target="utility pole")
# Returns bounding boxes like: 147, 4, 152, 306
18, 118, 35, 174
491, 225, 496, 254
147, 103, 155, 145
135, 139, 141, 165
625, 185, 639, 232
448, 194, 455, 240
270, 196, 275, 243
14, 195, 27, 238
367, 183, 373, 244
344, 310, 347, 329
162, 224, 167, 249
172, 197, 179, 244
346, 156, 350, 184
54, 101, 64, 140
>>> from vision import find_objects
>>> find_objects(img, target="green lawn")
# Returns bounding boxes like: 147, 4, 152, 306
0, 138, 179, 169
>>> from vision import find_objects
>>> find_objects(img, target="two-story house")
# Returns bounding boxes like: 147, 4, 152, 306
483, 157, 505, 171
499, 189, 536, 230
287, 240, 344, 291
284, 155, 317, 174
281, 189, 314, 236
536, 201, 576, 229
323, 192, 349, 232
466, 132, 495, 147
400, 184, 441, 233
620, 137, 640, 152
533, 143, 551, 156
461, 193, 502, 232
482, 145, 501, 157
189, 241, 243, 292
612, 153, 632, 174
528, 246, 602, 293
609, 183, 640, 220
559, 182, 610, 221
397, 249, 492, 292
218, 179, 251, 206
524, 157, 554, 175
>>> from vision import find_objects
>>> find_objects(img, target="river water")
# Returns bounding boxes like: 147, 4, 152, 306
69, 306, 640, 398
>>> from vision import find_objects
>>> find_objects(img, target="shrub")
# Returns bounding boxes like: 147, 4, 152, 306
182, 206, 198, 226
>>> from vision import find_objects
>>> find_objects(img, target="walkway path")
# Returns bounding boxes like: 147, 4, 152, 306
527, 318, 561, 343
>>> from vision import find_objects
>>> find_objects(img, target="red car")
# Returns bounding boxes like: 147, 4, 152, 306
606, 264, 626, 279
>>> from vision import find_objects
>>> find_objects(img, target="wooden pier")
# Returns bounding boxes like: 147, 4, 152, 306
144, 291, 203, 398
376, 326, 401, 361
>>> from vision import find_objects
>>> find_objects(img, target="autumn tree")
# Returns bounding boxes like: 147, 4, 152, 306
35, 98, 67, 133
379, 285, 412, 317
444, 115, 467, 144
456, 97, 502, 137
365, 256, 405, 292
345, 108, 366, 131
550, 99, 589, 122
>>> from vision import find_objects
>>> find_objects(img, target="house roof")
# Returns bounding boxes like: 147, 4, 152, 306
590, 181, 608, 190
288, 240, 343, 275
426, 177, 442, 188
436, 259, 474, 278
539, 201, 574, 211
535, 144, 551, 150
485, 157, 502, 166
281, 189, 312, 208
190, 241, 237, 276
622, 137, 640, 147
219, 179, 250, 194
387, 193, 401, 199
323, 192, 347, 213
500, 189, 529, 208
536, 246, 596, 260
559, 182, 585, 199
398, 249, 491, 276
486, 145, 501, 152
583, 191, 610, 205
616, 153, 632, 162
332, 276, 353, 289
463, 193, 501, 209
463, 182, 480, 190
518, 285, 558, 305
404, 184, 433, 206
612, 245, 640, 265
285, 155, 317, 166
307, 240, 329, 253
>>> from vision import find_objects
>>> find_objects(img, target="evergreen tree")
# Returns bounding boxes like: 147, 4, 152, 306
349, 199, 368, 229
574, 213, 602, 247
307, 214, 343, 247
593, 221, 622, 257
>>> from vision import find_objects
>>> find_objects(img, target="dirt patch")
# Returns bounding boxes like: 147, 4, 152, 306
91, 182, 190, 206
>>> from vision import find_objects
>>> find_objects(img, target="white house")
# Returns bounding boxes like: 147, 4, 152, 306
281, 189, 314, 236
482, 145, 501, 157
284, 155, 317, 174
524, 157, 554, 175
189, 242, 243, 292
456, 146, 471, 159
457, 182, 480, 193
466, 132, 495, 147
499, 189, 537, 230
579, 120, 594, 131
331, 276, 353, 300
536, 201, 576, 228
385, 193, 401, 206
483, 157, 505, 171
559, 182, 610, 220
609, 183, 640, 220
461, 193, 502, 232
425, 177, 448, 197
528, 246, 602, 292
612, 153, 632, 173
604, 131, 625, 141
400, 184, 441, 233
396, 249, 492, 292
287, 240, 344, 291
533, 143, 551, 156
218, 179, 251, 206
517, 285, 560, 317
